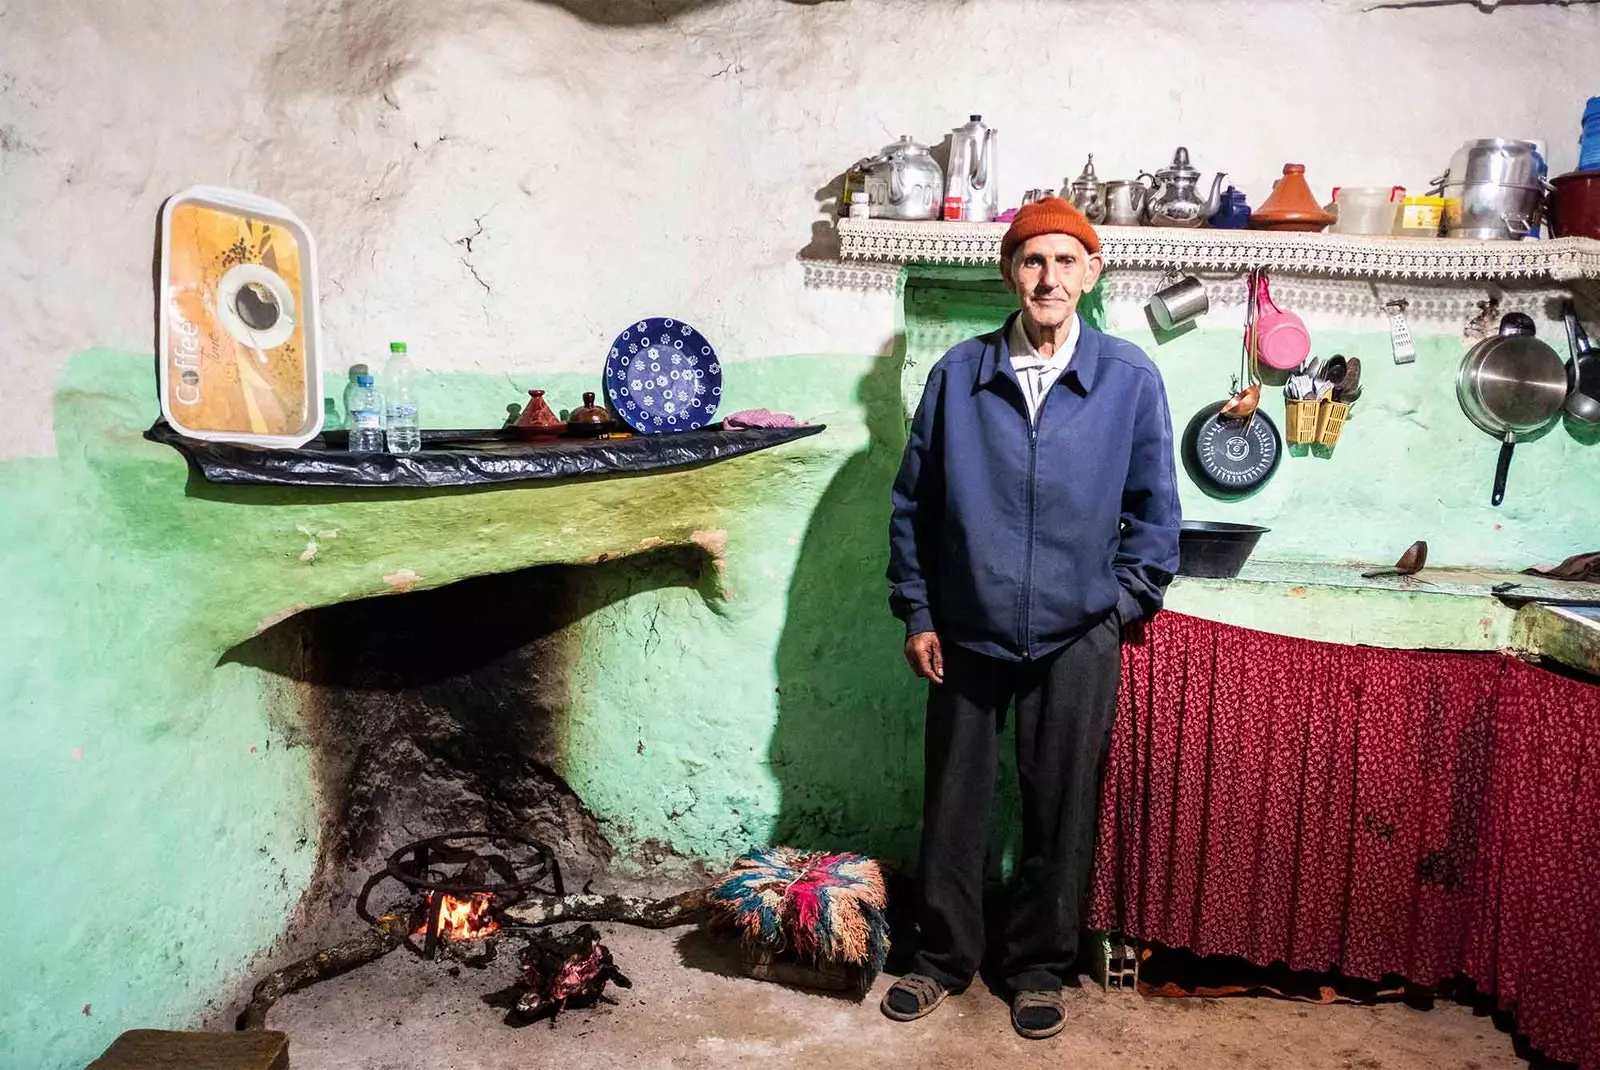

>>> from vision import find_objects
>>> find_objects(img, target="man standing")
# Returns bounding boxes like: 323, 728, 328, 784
882, 198, 1181, 1039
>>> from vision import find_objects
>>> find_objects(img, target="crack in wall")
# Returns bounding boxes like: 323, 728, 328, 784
452, 214, 493, 319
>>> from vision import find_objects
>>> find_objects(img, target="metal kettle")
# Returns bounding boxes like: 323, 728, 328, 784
945, 114, 999, 222
859, 136, 944, 221
1143, 146, 1226, 227
1067, 154, 1107, 223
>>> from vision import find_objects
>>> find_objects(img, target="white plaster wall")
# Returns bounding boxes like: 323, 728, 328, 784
2, 0, 1597, 460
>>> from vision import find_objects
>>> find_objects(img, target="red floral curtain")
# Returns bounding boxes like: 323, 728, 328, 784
1089, 612, 1600, 1068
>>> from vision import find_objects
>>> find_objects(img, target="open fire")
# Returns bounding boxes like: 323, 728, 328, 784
422, 892, 499, 942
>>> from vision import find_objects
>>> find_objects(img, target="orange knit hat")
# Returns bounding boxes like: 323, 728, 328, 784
999, 197, 1101, 266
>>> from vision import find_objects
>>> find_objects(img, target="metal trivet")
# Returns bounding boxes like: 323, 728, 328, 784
358, 830, 565, 958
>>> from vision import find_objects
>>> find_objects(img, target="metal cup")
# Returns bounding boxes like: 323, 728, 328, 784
1104, 180, 1149, 226
1147, 274, 1209, 331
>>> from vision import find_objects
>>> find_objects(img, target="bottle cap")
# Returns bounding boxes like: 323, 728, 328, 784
350, 363, 369, 378
357, 374, 374, 387
390, 342, 407, 354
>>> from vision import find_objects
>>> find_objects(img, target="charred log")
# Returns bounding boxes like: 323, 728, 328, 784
236, 914, 408, 1030
500, 887, 707, 929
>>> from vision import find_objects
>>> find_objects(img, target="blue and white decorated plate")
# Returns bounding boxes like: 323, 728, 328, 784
603, 317, 722, 434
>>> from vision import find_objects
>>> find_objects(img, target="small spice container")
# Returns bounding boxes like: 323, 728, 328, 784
566, 391, 614, 438
1393, 195, 1447, 237
513, 389, 566, 440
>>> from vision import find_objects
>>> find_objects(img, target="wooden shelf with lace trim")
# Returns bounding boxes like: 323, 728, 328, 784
836, 219, 1600, 281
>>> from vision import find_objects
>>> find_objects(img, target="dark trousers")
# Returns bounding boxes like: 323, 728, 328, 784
910, 612, 1122, 994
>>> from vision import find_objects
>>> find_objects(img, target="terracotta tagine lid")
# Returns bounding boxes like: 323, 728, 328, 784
565, 391, 613, 438
514, 389, 566, 440
1250, 164, 1335, 232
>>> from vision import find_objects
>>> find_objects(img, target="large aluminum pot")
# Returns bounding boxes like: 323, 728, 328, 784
1443, 138, 1546, 189
1456, 312, 1568, 506
1435, 138, 1548, 239
1443, 180, 1544, 239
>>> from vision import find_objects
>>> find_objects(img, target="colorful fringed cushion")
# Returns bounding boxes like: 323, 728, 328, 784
709, 847, 889, 982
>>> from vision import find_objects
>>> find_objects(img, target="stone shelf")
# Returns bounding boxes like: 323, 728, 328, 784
146, 422, 824, 489
837, 219, 1600, 281
1167, 558, 1600, 662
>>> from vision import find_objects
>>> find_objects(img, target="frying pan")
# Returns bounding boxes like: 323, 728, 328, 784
1562, 301, 1600, 424
1457, 312, 1568, 506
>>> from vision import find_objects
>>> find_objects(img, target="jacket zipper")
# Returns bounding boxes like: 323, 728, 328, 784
1020, 380, 1059, 659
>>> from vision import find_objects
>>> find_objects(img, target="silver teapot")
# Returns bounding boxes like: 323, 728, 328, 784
858, 136, 944, 221
1066, 154, 1106, 223
1142, 146, 1226, 228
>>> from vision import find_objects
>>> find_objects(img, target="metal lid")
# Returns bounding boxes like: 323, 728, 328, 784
1158, 145, 1198, 180
880, 135, 932, 156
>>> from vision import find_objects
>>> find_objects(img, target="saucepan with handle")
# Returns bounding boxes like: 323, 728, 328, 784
1562, 300, 1600, 425
1456, 312, 1568, 506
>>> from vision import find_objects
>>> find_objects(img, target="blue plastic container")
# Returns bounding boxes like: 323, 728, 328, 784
1581, 96, 1600, 171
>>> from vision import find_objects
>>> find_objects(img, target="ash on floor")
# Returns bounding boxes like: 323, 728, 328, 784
266, 924, 1521, 1070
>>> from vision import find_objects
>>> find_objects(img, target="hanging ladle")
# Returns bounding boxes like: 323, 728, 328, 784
1222, 268, 1263, 419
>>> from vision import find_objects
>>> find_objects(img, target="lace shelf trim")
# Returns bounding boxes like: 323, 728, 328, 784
837, 220, 1600, 281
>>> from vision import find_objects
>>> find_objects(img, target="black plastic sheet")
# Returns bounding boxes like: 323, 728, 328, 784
145, 422, 824, 488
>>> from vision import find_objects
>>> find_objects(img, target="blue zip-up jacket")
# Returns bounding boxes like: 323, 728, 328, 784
888, 312, 1181, 661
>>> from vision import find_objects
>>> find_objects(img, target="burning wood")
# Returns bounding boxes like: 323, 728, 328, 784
236, 829, 701, 1032
421, 892, 499, 942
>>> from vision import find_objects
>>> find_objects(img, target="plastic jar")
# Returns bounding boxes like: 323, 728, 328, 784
1331, 186, 1403, 235
1393, 195, 1447, 238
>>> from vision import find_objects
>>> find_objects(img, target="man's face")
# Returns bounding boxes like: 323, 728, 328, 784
1002, 233, 1103, 331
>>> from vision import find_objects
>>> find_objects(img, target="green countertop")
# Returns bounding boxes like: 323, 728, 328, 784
1167, 560, 1600, 675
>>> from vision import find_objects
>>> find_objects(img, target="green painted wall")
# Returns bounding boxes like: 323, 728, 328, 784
902, 268, 1600, 569
0, 345, 890, 1069
5, 271, 1599, 1069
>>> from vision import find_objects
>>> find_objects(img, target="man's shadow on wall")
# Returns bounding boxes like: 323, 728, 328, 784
768, 333, 927, 868
764, 317, 1028, 978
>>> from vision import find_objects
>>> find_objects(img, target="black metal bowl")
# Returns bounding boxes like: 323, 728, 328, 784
1178, 520, 1270, 578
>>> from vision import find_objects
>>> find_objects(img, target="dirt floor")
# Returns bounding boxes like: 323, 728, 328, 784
265, 923, 1526, 1070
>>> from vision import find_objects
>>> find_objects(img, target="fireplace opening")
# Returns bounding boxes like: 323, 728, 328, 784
224, 545, 715, 949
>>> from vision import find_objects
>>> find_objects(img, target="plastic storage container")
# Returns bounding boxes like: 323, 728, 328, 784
1330, 186, 1402, 235
1581, 97, 1600, 171
1393, 195, 1446, 237
158, 186, 322, 446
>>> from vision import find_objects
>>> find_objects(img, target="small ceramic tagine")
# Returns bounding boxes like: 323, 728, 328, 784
1251, 164, 1335, 232
566, 391, 614, 438
514, 389, 566, 440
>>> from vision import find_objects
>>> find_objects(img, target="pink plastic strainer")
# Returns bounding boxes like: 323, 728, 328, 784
1253, 272, 1311, 371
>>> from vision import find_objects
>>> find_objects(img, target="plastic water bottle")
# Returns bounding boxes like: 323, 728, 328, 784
341, 363, 369, 428
384, 341, 422, 454
347, 374, 385, 453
